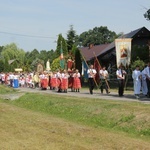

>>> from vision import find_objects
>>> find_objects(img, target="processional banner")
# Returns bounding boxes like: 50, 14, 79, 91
115, 38, 132, 67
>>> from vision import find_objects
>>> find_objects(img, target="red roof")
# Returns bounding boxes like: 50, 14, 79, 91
80, 44, 110, 61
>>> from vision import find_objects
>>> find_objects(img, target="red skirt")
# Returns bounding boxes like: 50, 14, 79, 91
41, 79, 48, 88
50, 78, 61, 88
73, 77, 81, 89
60, 78, 68, 90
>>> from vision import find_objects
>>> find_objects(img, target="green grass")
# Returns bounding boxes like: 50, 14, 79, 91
0, 85, 150, 149
0, 84, 17, 94
2, 91, 149, 139
0, 84, 150, 140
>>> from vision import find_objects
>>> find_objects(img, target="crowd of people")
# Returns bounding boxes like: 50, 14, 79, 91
132, 62, 150, 99
0, 62, 150, 99
87, 62, 150, 99
0, 69, 81, 93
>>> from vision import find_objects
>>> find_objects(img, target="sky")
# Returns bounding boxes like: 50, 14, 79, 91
0, 0, 149, 51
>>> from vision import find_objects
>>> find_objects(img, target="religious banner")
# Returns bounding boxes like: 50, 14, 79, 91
115, 38, 132, 67
37, 63, 44, 73
60, 46, 65, 69
82, 61, 88, 79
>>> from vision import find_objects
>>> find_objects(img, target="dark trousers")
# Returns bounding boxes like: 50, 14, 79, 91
10, 79, 13, 87
88, 78, 95, 94
146, 79, 150, 97
100, 79, 108, 93
118, 79, 125, 96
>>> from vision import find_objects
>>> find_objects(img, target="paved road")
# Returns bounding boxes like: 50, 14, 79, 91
17, 87, 150, 104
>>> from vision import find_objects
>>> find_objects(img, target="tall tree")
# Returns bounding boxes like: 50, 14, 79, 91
76, 26, 118, 47
66, 25, 76, 52
75, 48, 82, 74
55, 34, 68, 58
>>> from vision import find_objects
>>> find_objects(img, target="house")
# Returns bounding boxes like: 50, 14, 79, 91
79, 26, 150, 68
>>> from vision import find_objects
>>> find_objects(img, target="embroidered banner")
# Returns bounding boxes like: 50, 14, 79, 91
115, 38, 132, 67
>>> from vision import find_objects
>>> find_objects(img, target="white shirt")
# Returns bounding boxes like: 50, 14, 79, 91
99, 69, 108, 79
116, 69, 126, 79
87, 69, 97, 78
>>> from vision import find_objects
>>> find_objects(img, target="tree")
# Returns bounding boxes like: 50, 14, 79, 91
55, 34, 68, 58
144, 8, 150, 21
51, 57, 61, 71
75, 48, 82, 74
76, 26, 118, 47
131, 45, 149, 63
31, 58, 44, 71
131, 58, 145, 71
66, 25, 76, 52
1, 43, 26, 72
26, 49, 39, 64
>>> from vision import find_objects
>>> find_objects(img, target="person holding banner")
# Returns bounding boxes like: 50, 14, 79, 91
99, 66, 109, 94
116, 65, 126, 97
87, 65, 97, 94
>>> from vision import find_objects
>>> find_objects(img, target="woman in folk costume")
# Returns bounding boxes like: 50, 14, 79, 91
68, 69, 74, 91
132, 65, 142, 99
56, 69, 62, 92
50, 71, 58, 90
73, 69, 81, 92
60, 70, 69, 93
48, 72, 52, 89
40, 72, 49, 90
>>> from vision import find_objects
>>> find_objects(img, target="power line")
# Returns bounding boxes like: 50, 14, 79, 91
0, 31, 56, 39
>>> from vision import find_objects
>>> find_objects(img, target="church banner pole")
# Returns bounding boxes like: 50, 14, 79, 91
92, 51, 110, 91
80, 50, 99, 89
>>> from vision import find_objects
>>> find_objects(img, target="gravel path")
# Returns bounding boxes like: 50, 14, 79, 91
17, 87, 150, 104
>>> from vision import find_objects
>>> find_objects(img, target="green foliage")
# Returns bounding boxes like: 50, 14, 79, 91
31, 58, 44, 71
55, 34, 68, 58
144, 8, 150, 21
51, 57, 62, 71
76, 26, 118, 47
7, 92, 150, 138
0, 85, 16, 94
66, 25, 76, 51
131, 45, 149, 63
131, 58, 145, 71
1, 43, 26, 72
75, 48, 82, 73
25, 49, 39, 64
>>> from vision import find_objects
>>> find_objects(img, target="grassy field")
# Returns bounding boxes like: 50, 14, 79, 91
0, 85, 150, 149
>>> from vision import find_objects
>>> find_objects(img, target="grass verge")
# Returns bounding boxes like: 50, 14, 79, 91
0, 84, 17, 94
2, 91, 150, 139
0, 85, 150, 149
